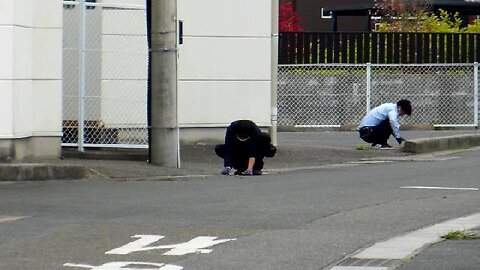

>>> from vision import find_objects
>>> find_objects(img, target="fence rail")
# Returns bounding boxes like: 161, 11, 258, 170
279, 32, 480, 64
278, 63, 479, 128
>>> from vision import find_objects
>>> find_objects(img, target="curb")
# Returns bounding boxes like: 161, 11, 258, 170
0, 163, 86, 181
327, 213, 480, 270
403, 134, 480, 154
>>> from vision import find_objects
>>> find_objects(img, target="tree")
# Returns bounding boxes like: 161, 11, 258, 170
417, 9, 461, 32
376, 8, 480, 33
279, 0, 303, 32
464, 19, 480, 33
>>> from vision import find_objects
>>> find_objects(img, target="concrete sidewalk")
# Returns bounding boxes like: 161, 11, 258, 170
1, 130, 480, 182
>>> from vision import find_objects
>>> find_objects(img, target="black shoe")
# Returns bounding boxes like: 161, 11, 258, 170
253, 170, 262, 175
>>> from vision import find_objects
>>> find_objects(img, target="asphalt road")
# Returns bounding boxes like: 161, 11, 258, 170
1, 148, 480, 270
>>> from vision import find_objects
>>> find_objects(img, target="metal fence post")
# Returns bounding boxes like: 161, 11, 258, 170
78, 0, 86, 152
366, 63, 371, 113
474, 62, 479, 127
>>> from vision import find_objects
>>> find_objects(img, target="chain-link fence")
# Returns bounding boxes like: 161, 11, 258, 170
278, 63, 479, 128
62, 1, 148, 149
62, 2, 479, 150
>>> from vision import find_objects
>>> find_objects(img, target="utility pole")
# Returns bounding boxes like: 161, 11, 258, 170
148, 0, 180, 167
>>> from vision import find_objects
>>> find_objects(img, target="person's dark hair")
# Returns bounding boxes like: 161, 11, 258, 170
235, 120, 255, 139
397, 99, 412, 116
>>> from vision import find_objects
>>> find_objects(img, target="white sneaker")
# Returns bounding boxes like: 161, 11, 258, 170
372, 144, 393, 150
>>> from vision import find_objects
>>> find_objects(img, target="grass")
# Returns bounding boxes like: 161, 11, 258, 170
356, 144, 370, 151
441, 230, 480, 240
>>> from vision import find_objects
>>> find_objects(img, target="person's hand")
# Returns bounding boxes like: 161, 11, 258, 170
396, 137, 406, 144
221, 166, 232, 175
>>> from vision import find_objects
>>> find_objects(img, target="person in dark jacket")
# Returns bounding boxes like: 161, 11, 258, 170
215, 120, 276, 176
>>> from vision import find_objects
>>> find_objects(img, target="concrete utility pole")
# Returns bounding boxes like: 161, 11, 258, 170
149, 0, 180, 167
270, 0, 279, 146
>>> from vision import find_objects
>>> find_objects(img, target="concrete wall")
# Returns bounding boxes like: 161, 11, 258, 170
0, 0, 62, 160
177, 0, 274, 135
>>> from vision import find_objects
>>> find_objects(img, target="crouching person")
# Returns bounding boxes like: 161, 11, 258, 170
215, 120, 277, 176
358, 99, 412, 149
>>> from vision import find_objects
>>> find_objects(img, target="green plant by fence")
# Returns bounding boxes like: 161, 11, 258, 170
279, 32, 480, 64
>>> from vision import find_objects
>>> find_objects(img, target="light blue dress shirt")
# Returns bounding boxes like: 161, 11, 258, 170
358, 103, 401, 139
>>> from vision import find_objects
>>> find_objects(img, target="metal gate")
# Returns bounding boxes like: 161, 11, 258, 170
62, 1, 148, 149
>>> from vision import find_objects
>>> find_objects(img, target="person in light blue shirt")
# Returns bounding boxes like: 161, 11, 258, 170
358, 99, 412, 149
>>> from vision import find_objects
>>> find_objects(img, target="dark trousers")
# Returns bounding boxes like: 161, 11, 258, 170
215, 132, 276, 171
358, 119, 393, 145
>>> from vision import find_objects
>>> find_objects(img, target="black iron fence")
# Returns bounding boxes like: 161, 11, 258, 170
279, 32, 480, 64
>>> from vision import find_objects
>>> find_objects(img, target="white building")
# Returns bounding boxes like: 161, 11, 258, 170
0, 0, 63, 160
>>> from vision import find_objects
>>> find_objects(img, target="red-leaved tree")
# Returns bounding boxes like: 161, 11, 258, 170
279, 0, 303, 32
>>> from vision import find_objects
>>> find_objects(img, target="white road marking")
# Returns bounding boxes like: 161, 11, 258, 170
350, 161, 393, 164
105, 235, 164, 255
64, 262, 183, 270
331, 267, 389, 270
0, 216, 27, 223
66, 235, 235, 269
106, 235, 236, 256
400, 186, 479, 191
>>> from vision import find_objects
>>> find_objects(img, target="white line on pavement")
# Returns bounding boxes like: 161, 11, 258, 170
0, 216, 27, 223
400, 186, 479, 191
331, 267, 389, 270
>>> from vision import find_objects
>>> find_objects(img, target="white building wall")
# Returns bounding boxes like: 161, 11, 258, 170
0, 0, 62, 159
177, 0, 273, 128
